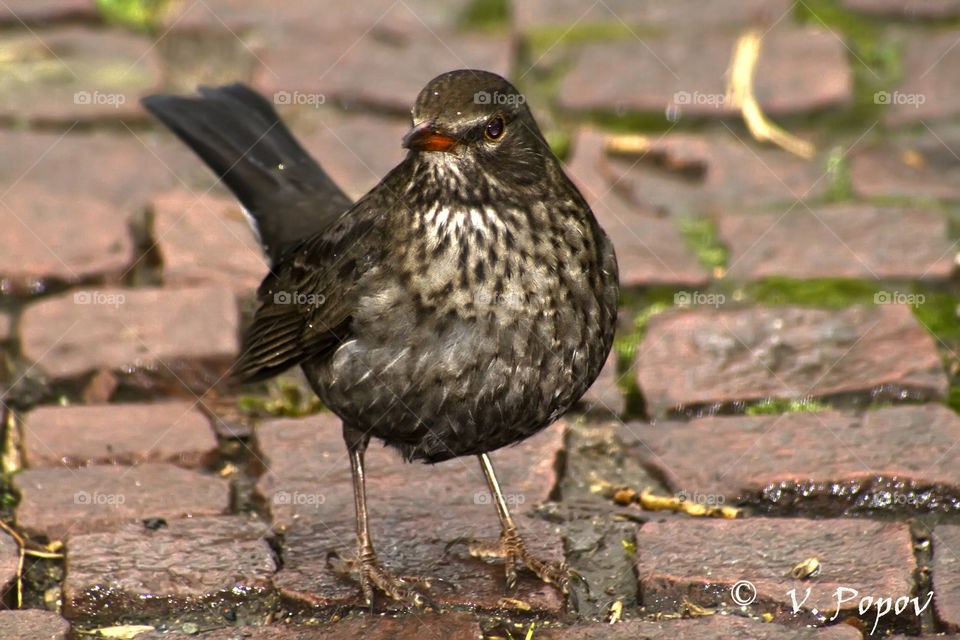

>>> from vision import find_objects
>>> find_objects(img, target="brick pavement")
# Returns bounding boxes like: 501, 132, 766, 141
0, 1, 959, 638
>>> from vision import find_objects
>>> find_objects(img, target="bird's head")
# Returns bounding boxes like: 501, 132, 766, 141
403, 70, 551, 185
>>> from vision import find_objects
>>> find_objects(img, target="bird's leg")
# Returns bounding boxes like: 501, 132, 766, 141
471, 453, 568, 593
343, 425, 432, 608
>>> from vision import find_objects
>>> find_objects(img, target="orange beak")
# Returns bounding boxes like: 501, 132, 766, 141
402, 123, 458, 153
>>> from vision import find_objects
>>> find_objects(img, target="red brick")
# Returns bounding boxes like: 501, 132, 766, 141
255, 414, 566, 613
933, 525, 960, 631
23, 402, 216, 468
151, 191, 267, 294
0, 27, 161, 123
636, 518, 918, 632
543, 615, 862, 639
601, 133, 830, 213
516, 0, 791, 32
63, 517, 276, 627
557, 28, 851, 118
0, 188, 132, 289
565, 129, 709, 287
14, 463, 230, 539
136, 612, 482, 640
296, 112, 410, 201
0, 610, 70, 640
636, 305, 947, 416
0, 0, 94, 24
851, 137, 960, 201
624, 405, 960, 515
254, 21, 512, 114
840, 0, 960, 17
20, 286, 239, 382
717, 204, 954, 281
885, 31, 960, 125
0, 527, 17, 604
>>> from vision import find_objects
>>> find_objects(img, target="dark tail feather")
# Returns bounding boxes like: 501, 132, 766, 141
141, 83, 353, 263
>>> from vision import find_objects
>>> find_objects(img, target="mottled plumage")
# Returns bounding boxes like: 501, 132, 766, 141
143, 69, 618, 607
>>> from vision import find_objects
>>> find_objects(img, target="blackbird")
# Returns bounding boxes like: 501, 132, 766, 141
142, 70, 619, 606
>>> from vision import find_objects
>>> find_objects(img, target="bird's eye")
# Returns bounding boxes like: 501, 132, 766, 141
484, 115, 505, 141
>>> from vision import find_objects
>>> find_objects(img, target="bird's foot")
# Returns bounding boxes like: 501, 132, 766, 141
467, 526, 569, 594
328, 551, 436, 609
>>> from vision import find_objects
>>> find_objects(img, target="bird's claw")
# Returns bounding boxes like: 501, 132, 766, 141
328, 550, 437, 610
467, 527, 570, 594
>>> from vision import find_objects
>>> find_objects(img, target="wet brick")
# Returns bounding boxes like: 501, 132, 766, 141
850, 137, 960, 201
932, 524, 960, 631
255, 21, 512, 114
717, 204, 954, 281
565, 129, 709, 287
623, 404, 960, 515
137, 611, 482, 640
63, 516, 276, 627
0, 610, 70, 640
151, 191, 267, 294
884, 31, 960, 125
543, 614, 863, 639
600, 133, 830, 214
635, 518, 918, 632
557, 28, 851, 118
636, 305, 947, 416
255, 414, 565, 613
515, 0, 791, 32
0, 188, 132, 289
20, 286, 239, 384
0, 27, 161, 123
14, 463, 230, 539
22, 402, 216, 468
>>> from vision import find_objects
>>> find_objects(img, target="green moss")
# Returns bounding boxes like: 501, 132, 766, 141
745, 398, 829, 415
546, 129, 573, 162
525, 23, 644, 57
793, 0, 902, 128
948, 386, 960, 414
580, 109, 680, 134
746, 277, 881, 308
0, 490, 16, 509
912, 290, 960, 343
823, 146, 854, 202
613, 289, 676, 363
677, 217, 729, 272
457, 0, 510, 31
238, 379, 323, 418
95, 0, 170, 31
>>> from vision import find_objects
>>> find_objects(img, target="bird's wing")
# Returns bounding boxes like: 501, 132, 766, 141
232, 208, 381, 382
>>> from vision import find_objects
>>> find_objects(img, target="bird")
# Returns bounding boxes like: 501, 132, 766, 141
142, 69, 619, 607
